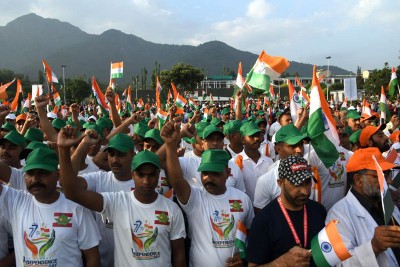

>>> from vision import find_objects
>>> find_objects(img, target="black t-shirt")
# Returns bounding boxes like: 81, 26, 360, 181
247, 198, 327, 266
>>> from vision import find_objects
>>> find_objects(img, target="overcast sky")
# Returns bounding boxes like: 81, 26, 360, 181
1, 0, 399, 72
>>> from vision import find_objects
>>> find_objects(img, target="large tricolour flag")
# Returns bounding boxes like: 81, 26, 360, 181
311, 220, 352, 267
246, 50, 290, 91
42, 59, 59, 83
373, 155, 394, 225
380, 86, 390, 123
111, 62, 123, 79
389, 67, 398, 96
175, 94, 187, 110
308, 65, 339, 168
234, 220, 248, 259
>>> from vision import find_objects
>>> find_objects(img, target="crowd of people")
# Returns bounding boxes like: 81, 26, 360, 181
1, 86, 400, 266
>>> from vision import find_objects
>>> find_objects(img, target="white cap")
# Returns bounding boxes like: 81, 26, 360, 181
5, 113, 16, 120
47, 112, 57, 119
88, 115, 97, 122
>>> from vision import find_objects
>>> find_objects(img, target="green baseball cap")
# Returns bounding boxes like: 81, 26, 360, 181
210, 117, 224, 127
24, 128, 44, 143
247, 115, 256, 122
349, 129, 362, 144
97, 117, 113, 130
221, 108, 230, 115
202, 124, 224, 139
256, 110, 265, 116
347, 110, 361, 120
82, 121, 95, 129
52, 118, 66, 130
195, 121, 209, 138
133, 122, 150, 138
144, 129, 164, 145
240, 122, 261, 137
103, 133, 134, 153
1, 122, 16, 132
23, 148, 58, 172
198, 149, 231, 172
275, 124, 307, 145
19, 141, 50, 159
223, 120, 242, 135
85, 124, 104, 139
0, 130, 26, 147
183, 137, 195, 144
255, 118, 267, 126
131, 150, 161, 171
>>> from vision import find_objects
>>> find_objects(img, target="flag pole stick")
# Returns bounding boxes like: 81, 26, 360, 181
110, 62, 112, 87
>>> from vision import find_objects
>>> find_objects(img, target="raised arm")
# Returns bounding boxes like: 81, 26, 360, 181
105, 88, 122, 128
71, 129, 101, 174
160, 122, 191, 204
235, 90, 243, 120
106, 113, 141, 141
34, 95, 58, 142
58, 126, 104, 212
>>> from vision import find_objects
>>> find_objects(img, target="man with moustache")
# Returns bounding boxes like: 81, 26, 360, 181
247, 155, 326, 267
327, 148, 400, 266
0, 148, 100, 267
359, 124, 391, 153
347, 110, 361, 132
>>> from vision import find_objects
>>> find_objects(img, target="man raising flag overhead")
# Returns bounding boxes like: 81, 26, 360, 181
246, 50, 290, 91
110, 61, 123, 79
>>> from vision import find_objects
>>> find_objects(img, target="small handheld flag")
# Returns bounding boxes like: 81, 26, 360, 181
233, 220, 248, 259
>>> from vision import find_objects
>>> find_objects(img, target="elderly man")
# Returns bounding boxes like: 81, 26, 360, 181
327, 147, 400, 266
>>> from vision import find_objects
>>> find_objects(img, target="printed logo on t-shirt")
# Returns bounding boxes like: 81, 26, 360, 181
210, 210, 235, 248
53, 212, 72, 227
154, 210, 170, 225
131, 220, 161, 260
229, 200, 243, 212
23, 223, 58, 266
328, 162, 345, 188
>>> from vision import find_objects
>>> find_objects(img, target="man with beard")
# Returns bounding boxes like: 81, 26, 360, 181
247, 155, 326, 266
0, 148, 100, 266
347, 110, 361, 132
359, 124, 390, 153
235, 121, 273, 202
327, 147, 400, 266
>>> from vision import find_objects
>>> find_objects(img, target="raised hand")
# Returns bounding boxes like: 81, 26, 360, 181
180, 123, 195, 138
82, 129, 100, 146
69, 103, 79, 115
34, 95, 49, 109
57, 125, 85, 148
105, 87, 115, 103
160, 121, 180, 145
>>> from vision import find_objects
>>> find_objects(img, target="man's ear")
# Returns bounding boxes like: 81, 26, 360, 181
277, 178, 283, 188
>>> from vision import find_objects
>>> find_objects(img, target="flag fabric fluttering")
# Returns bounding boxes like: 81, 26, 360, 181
296, 76, 310, 96
109, 78, 116, 90
361, 99, 372, 116
171, 82, 179, 100
188, 98, 198, 110
155, 76, 167, 111
92, 76, 109, 114
234, 220, 248, 259
372, 155, 394, 225
202, 108, 210, 122
380, 86, 390, 123
246, 50, 290, 91
42, 59, 59, 84
311, 220, 352, 267
10, 79, 22, 114
288, 79, 302, 122
0, 78, 16, 100
21, 93, 31, 113
389, 67, 399, 96
308, 65, 340, 168
157, 109, 168, 129
111, 62, 123, 79
175, 94, 187, 110
126, 86, 133, 112
51, 84, 62, 107
232, 62, 248, 112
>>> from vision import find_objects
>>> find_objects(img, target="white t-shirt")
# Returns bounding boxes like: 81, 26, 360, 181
0, 187, 100, 267
259, 140, 276, 160
225, 145, 243, 159
179, 186, 254, 267
253, 160, 281, 209
268, 121, 281, 137
101, 192, 186, 267
0, 215, 12, 261
78, 155, 101, 176
8, 167, 25, 191
179, 156, 246, 191
235, 151, 273, 202
306, 146, 349, 211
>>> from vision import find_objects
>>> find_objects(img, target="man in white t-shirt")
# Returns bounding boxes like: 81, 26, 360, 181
58, 126, 186, 267
0, 148, 100, 267
161, 122, 254, 267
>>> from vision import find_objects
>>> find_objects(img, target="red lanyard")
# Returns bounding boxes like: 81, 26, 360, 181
277, 197, 308, 248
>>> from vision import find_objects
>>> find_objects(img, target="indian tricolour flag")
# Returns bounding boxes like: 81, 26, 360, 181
188, 98, 197, 109
175, 94, 187, 109
234, 220, 247, 259
380, 86, 390, 123
308, 65, 339, 168
389, 67, 398, 96
92, 76, 109, 114
373, 155, 394, 225
21, 93, 31, 113
157, 109, 168, 129
111, 62, 123, 79
311, 220, 352, 267
288, 79, 302, 122
246, 50, 290, 91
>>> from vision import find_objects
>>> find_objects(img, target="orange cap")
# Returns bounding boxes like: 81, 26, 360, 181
347, 147, 396, 172
359, 124, 385, 147
390, 131, 400, 143
16, 113, 27, 122
360, 113, 376, 123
